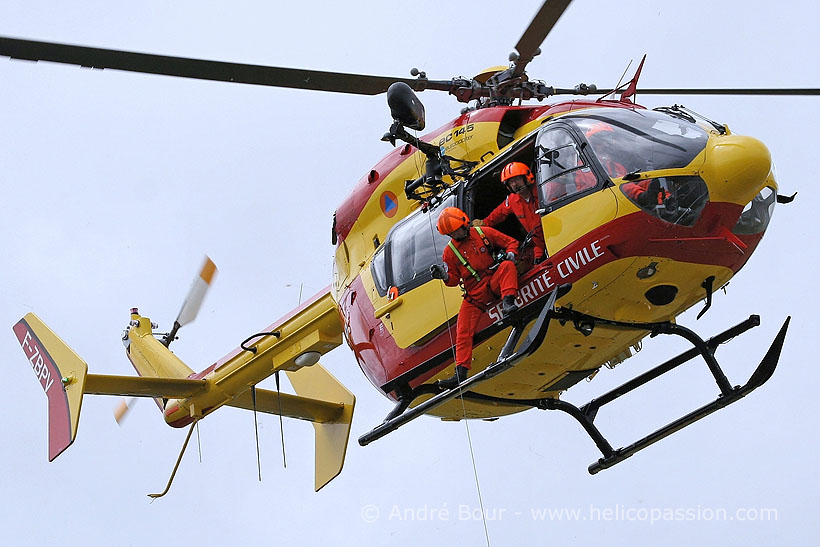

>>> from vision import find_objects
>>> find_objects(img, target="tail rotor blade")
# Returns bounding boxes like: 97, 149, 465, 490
114, 397, 137, 424
161, 256, 218, 348
176, 256, 218, 328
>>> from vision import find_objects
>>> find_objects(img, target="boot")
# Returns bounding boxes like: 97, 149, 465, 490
501, 295, 519, 317
438, 365, 469, 390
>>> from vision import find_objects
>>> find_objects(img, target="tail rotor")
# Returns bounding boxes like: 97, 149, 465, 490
162, 256, 218, 347
114, 256, 218, 424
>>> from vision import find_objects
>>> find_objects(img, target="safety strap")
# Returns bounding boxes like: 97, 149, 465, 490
447, 226, 495, 283
474, 226, 492, 248
448, 240, 481, 282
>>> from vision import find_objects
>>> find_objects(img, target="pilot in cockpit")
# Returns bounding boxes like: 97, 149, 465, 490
542, 122, 629, 204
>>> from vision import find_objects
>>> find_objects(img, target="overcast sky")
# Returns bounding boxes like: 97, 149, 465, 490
1, 1, 818, 545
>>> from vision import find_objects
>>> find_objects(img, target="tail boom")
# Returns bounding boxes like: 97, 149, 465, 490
14, 286, 356, 491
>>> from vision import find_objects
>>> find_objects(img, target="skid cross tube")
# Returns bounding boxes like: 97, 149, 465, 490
548, 315, 790, 474
358, 286, 562, 447
581, 314, 761, 421
555, 309, 737, 395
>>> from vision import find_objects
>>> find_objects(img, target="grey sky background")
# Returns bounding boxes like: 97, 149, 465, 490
1, 1, 818, 545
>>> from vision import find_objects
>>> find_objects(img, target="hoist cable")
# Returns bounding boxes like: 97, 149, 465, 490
423, 192, 492, 547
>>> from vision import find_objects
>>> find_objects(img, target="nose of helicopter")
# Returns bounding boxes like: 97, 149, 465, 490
701, 134, 773, 205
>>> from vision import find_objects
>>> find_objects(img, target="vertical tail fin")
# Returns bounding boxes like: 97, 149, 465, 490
12, 313, 88, 460
287, 364, 355, 491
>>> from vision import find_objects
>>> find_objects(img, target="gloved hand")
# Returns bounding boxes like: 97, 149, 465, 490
430, 264, 448, 280
534, 254, 546, 265
505, 252, 516, 262
638, 179, 662, 207
471, 219, 484, 227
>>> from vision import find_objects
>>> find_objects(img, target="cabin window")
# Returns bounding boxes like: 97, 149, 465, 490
388, 212, 449, 288
536, 127, 600, 208
733, 186, 776, 235
620, 175, 710, 226
371, 196, 454, 296
371, 247, 388, 291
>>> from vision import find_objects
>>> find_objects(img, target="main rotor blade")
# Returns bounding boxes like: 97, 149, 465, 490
598, 87, 820, 96
512, 0, 573, 76
0, 36, 441, 95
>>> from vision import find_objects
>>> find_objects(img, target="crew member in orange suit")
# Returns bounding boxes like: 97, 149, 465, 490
473, 161, 547, 264
622, 178, 666, 207
430, 207, 520, 389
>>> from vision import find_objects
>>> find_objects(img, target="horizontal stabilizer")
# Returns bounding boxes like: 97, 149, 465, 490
226, 387, 345, 424
12, 313, 87, 461
84, 374, 206, 398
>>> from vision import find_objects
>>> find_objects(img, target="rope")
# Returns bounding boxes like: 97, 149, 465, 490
424, 197, 492, 547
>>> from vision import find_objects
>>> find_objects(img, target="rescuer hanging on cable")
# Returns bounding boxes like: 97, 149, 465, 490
473, 161, 548, 264
430, 207, 520, 389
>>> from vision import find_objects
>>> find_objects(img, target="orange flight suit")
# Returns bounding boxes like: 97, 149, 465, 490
483, 186, 547, 261
622, 178, 668, 206
441, 226, 519, 369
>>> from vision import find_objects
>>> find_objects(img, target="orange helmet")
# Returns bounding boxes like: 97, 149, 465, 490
584, 121, 617, 159
500, 161, 534, 189
436, 207, 470, 235
584, 121, 615, 138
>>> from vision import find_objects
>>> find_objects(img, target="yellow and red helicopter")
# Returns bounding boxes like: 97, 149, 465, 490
4, 0, 813, 494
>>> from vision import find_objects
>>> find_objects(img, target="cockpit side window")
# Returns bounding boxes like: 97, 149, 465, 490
621, 175, 710, 227
536, 127, 600, 208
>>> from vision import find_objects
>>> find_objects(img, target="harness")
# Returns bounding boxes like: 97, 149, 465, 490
447, 226, 492, 282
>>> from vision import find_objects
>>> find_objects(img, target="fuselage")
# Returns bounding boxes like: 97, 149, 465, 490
332, 99, 775, 419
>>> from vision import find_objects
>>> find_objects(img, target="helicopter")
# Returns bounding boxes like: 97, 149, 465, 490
3, 0, 813, 496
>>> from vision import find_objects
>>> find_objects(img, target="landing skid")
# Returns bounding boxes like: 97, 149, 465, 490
547, 311, 790, 474
358, 285, 566, 446
359, 300, 790, 474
